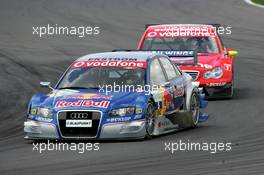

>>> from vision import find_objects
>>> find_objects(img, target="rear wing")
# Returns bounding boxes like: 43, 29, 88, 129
112, 50, 197, 66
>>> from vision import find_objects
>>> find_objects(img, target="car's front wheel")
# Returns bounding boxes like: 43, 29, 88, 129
226, 72, 234, 98
145, 102, 155, 139
189, 92, 200, 127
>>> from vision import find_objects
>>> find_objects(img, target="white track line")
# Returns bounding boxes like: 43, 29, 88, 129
244, 0, 264, 8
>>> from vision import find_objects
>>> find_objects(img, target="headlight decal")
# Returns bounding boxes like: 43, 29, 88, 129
135, 107, 143, 114
30, 108, 37, 115
109, 107, 135, 117
37, 108, 53, 118
203, 67, 223, 79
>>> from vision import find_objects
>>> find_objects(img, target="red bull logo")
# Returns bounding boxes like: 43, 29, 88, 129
55, 100, 110, 108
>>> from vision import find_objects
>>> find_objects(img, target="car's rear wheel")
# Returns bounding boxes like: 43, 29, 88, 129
145, 102, 155, 138
189, 92, 200, 127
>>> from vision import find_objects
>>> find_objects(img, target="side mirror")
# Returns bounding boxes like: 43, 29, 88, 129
161, 82, 171, 88
227, 50, 238, 57
226, 48, 238, 57
40, 82, 53, 90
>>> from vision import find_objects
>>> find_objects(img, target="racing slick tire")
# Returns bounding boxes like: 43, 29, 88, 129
189, 91, 200, 128
226, 71, 234, 99
144, 101, 156, 139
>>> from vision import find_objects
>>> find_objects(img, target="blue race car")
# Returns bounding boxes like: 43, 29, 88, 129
24, 51, 208, 140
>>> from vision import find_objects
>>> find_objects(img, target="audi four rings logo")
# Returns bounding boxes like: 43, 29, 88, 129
70, 113, 88, 119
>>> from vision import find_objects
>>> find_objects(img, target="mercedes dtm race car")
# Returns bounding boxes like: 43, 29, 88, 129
137, 24, 238, 98
24, 51, 208, 140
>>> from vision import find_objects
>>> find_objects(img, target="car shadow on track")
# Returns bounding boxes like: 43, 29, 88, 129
206, 88, 251, 101
25, 125, 212, 144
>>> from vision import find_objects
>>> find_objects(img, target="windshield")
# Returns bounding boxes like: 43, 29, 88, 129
57, 67, 146, 89
142, 37, 219, 53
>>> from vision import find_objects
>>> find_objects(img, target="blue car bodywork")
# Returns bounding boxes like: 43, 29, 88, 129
24, 52, 208, 140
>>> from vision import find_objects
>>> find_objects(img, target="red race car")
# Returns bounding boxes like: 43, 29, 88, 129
137, 24, 238, 98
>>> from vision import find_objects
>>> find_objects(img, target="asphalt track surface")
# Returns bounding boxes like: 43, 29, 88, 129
0, 0, 264, 174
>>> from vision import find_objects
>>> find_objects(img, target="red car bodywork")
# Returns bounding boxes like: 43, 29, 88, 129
137, 24, 237, 98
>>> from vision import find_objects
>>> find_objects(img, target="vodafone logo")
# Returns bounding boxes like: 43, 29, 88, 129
145, 26, 216, 38
73, 61, 85, 67
147, 32, 157, 37
71, 60, 146, 69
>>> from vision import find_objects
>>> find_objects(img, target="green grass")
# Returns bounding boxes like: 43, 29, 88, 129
252, 0, 264, 5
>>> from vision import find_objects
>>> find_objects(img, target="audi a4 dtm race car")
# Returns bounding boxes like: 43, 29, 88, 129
24, 51, 208, 140
138, 24, 238, 98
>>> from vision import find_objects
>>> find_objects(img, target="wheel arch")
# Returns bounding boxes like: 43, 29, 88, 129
185, 84, 199, 111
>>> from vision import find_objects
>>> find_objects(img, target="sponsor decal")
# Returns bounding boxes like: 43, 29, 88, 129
170, 57, 195, 65
206, 82, 226, 87
149, 50, 196, 65
152, 87, 174, 114
106, 116, 131, 123
70, 113, 89, 119
134, 114, 143, 119
35, 116, 53, 122
71, 60, 147, 69
197, 63, 213, 69
146, 31, 215, 38
66, 120, 92, 127
158, 120, 171, 128
28, 114, 34, 119
224, 64, 232, 71
175, 85, 185, 97
55, 100, 110, 108
151, 50, 194, 57
64, 93, 111, 100
146, 26, 216, 38
86, 57, 138, 61
152, 87, 164, 102
152, 85, 183, 115
164, 89, 174, 110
